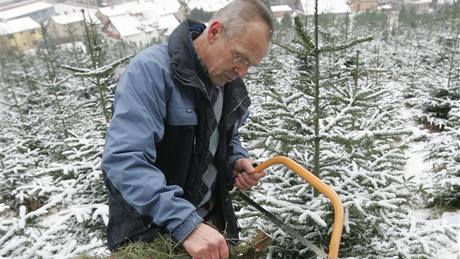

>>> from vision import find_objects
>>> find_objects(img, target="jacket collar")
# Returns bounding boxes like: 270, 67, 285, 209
168, 20, 209, 92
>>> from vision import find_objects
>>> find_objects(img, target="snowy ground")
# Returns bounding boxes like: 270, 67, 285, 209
401, 107, 460, 259
0, 91, 6, 116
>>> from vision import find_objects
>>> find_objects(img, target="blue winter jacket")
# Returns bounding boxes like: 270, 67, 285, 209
101, 20, 250, 250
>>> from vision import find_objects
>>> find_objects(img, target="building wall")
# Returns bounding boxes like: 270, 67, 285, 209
378, 0, 403, 11
1, 27, 43, 52
270, 0, 303, 12
123, 32, 148, 46
47, 20, 85, 44
350, 0, 378, 11
95, 10, 110, 26
407, 2, 432, 13
272, 10, 293, 18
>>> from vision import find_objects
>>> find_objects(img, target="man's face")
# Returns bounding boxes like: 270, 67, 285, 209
205, 21, 271, 86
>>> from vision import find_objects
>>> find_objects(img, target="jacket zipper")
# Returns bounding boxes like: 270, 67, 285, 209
192, 135, 197, 154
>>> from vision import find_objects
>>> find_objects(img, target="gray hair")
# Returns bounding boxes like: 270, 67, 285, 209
213, 0, 274, 40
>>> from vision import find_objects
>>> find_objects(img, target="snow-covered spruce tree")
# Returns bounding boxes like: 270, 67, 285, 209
355, 24, 459, 257
416, 21, 460, 132
61, 11, 132, 128
424, 21, 460, 209
236, 11, 420, 257
395, 15, 460, 211
0, 51, 48, 207
0, 15, 133, 257
352, 10, 388, 38
0, 49, 74, 257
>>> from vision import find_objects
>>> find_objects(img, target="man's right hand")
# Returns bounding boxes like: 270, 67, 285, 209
182, 223, 229, 259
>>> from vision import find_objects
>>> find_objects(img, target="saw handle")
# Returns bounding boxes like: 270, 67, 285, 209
254, 156, 344, 259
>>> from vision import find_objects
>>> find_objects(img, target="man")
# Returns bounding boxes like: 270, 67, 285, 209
101, 0, 273, 258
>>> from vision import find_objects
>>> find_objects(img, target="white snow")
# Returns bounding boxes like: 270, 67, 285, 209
158, 14, 180, 36
0, 2, 53, 21
0, 16, 40, 35
0, 82, 6, 115
271, 5, 292, 13
109, 14, 142, 37
97, 0, 182, 41
53, 3, 97, 16
302, 0, 350, 15
403, 141, 432, 179
151, 0, 180, 16
0, 203, 8, 213
1, 1, 460, 258
407, 0, 433, 4
442, 212, 460, 226
98, 1, 159, 18
378, 4, 393, 10
98, 5, 128, 17
409, 209, 460, 258
188, 0, 230, 12
51, 12, 99, 25
401, 105, 460, 258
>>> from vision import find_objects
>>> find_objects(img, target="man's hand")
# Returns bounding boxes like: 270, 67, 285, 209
182, 223, 229, 259
232, 158, 266, 190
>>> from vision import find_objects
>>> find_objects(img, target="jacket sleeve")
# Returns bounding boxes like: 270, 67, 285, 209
101, 52, 202, 242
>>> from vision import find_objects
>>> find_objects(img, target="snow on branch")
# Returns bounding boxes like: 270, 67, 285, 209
319, 36, 374, 53
60, 54, 133, 77
322, 129, 412, 143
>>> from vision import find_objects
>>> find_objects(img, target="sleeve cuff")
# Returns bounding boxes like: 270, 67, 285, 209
171, 211, 203, 242
226, 154, 249, 190
227, 153, 248, 172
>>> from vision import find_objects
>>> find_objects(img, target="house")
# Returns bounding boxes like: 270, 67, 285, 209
187, 0, 230, 13
54, 3, 97, 16
377, 0, 403, 11
158, 14, 180, 36
96, 0, 180, 45
0, 1, 55, 22
153, 0, 180, 16
96, 1, 162, 26
405, 0, 433, 13
103, 14, 152, 45
303, 0, 350, 15
46, 11, 99, 44
271, 5, 293, 18
270, 0, 304, 13
349, 0, 379, 12
0, 16, 42, 52
96, 1, 157, 44
59, 0, 99, 8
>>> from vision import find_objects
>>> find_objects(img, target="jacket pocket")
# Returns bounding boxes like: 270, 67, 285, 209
166, 106, 197, 126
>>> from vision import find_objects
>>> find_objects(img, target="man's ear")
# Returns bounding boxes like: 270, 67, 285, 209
207, 20, 224, 43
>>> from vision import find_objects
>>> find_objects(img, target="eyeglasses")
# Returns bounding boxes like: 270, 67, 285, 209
229, 42, 251, 69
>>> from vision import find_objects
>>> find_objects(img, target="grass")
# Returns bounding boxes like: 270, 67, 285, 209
75, 230, 271, 259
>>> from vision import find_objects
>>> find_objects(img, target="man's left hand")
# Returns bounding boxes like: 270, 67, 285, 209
232, 158, 266, 190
